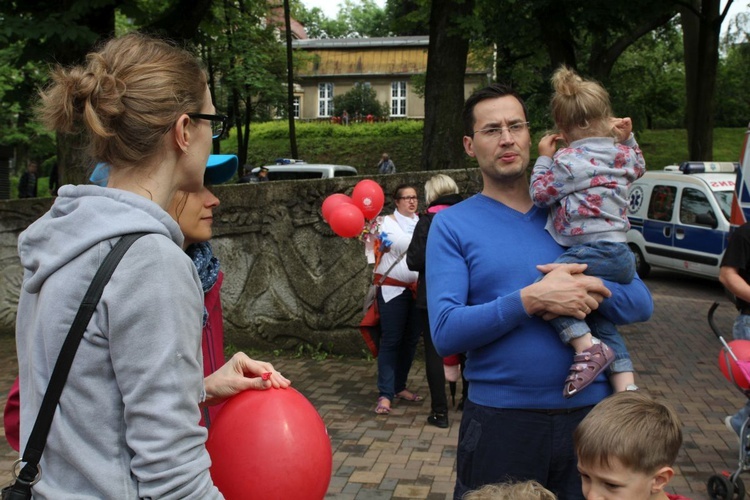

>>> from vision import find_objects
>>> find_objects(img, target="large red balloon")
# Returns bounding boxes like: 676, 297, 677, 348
321, 193, 354, 222
206, 388, 332, 500
329, 203, 365, 238
719, 340, 750, 390
351, 180, 385, 220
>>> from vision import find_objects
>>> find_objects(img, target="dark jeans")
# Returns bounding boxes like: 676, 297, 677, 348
550, 241, 635, 373
377, 288, 421, 401
454, 400, 592, 500
420, 308, 468, 414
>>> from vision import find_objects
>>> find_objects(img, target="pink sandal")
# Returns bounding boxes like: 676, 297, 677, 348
563, 341, 614, 398
395, 389, 424, 402
374, 396, 391, 414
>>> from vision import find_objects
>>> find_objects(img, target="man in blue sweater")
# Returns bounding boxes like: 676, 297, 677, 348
425, 84, 654, 500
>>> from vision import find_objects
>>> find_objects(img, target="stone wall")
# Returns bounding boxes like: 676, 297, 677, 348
0, 169, 482, 355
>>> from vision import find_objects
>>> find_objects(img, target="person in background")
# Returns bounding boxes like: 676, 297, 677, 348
378, 153, 396, 174
406, 173, 465, 428
18, 161, 38, 198
16, 32, 289, 498
252, 165, 270, 182
426, 83, 653, 499
373, 184, 422, 415
574, 391, 688, 500
48, 161, 60, 196
720, 221, 750, 437
237, 164, 255, 183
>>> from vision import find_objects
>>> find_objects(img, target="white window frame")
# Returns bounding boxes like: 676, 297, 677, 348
293, 96, 301, 118
318, 83, 334, 117
391, 81, 407, 117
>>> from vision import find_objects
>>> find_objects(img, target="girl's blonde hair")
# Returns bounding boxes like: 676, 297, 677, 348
549, 66, 612, 141
37, 32, 207, 168
424, 174, 459, 205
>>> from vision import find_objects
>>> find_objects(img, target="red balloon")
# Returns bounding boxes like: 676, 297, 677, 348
719, 340, 750, 390
321, 193, 354, 222
329, 203, 365, 238
351, 180, 385, 220
206, 388, 332, 500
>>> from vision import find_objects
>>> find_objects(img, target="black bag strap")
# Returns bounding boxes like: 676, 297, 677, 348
13, 232, 148, 488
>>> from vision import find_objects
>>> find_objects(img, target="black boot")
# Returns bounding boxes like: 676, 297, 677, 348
427, 412, 449, 428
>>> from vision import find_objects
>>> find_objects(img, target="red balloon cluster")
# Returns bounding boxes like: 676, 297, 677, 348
322, 180, 384, 238
206, 388, 332, 500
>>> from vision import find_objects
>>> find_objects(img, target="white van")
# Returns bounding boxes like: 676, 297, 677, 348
626, 161, 738, 279
252, 160, 357, 181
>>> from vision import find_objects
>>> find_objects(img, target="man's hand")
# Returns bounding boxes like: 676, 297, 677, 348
202, 352, 291, 407
521, 263, 611, 319
538, 133, 563, 158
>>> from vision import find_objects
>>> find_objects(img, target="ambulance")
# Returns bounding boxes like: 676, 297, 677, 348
626, 161, 739, 279
625, 124, 750, 279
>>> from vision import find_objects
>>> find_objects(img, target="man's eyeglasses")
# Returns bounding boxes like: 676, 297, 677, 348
398, 196, 418, 201
472, 121, 529, 139
187, 113, 228, 139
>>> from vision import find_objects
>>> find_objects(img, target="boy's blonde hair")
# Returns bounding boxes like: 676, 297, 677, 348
462, 480, 556, 500
424, 174, 459, 205
574, 391, 682, 474
549, 65, 612, 141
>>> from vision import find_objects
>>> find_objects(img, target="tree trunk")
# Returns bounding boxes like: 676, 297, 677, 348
284, 0, 298, 159
421, 0, 475, 171
681, 0, 722, 160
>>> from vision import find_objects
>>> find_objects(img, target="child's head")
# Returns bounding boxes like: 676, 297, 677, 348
574, 391, 682, 499
462, 480, 556, 500
550, 66, 613, 142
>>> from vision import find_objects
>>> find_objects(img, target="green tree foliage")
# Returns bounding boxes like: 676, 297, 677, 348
292, 0, 391, 38
332, 82, 388, 118
716, 41, 750, 127
609, 20, 686, 130
199, 0, 289, 165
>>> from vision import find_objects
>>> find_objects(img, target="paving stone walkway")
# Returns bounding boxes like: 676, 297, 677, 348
0, 269, 746, 499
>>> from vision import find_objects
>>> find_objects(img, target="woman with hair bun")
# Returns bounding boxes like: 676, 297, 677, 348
15, 33, 289, 498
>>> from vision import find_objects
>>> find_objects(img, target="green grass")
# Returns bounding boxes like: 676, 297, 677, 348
637, 128, 746, 170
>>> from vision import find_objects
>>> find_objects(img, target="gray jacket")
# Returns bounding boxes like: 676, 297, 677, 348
16, 185, 222, 499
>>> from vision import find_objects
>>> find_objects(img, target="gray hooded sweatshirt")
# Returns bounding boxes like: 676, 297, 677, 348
16, 185, 222, 499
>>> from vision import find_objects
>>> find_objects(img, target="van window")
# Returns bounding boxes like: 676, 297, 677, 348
334, 170, 356, 177
648, 185, 676, 221
680, 187, 717, 227
268, 171, 323, 181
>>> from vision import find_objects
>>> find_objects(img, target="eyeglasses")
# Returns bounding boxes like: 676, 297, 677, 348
472, 121, 529, 139
187, 113, 228, 139
398, 196, 418, 201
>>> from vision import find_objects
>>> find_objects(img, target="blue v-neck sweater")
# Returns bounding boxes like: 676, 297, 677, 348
426, 194, 653, 410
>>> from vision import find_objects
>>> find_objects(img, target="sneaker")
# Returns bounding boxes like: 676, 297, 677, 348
427, 412, 449, 428
726, 415, 741, 441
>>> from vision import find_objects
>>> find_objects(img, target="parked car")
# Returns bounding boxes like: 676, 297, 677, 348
626, 161, 738, 279
251, 159, 357, 181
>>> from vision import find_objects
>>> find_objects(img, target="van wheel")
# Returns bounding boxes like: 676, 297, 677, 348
630, 245, 650, 278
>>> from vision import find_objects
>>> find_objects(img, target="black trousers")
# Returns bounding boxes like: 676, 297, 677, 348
420, 308, 467, 414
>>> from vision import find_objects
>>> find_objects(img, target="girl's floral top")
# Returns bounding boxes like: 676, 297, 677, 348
529, 135, 645, 247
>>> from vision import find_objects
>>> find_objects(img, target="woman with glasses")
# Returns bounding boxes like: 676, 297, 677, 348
15, 33, 288, 498
373, 184, 423, 415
